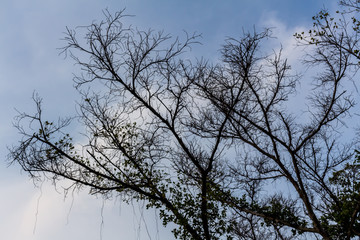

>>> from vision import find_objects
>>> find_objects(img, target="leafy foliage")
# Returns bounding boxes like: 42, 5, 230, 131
320, 151, 360, 239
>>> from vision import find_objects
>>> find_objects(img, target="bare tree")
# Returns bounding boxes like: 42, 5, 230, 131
8, 5, 360, 240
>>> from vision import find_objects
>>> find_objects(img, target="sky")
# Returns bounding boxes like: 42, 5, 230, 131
0, 0, 340, 239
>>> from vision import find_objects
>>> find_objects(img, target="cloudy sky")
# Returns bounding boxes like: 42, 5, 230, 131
0, 0, 339, 239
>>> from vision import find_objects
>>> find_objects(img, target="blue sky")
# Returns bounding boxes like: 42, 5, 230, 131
0, 0, 338, 239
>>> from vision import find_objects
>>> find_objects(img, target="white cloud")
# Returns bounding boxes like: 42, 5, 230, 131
257, 11, 308, 69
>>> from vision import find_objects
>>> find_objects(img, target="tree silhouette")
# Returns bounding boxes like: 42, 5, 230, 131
9, 4, 360, 239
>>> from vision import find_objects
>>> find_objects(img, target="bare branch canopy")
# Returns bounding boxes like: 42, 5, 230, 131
8, 3, 360, 240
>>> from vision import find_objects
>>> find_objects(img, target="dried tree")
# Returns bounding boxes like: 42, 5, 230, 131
9, 4, 360, 240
